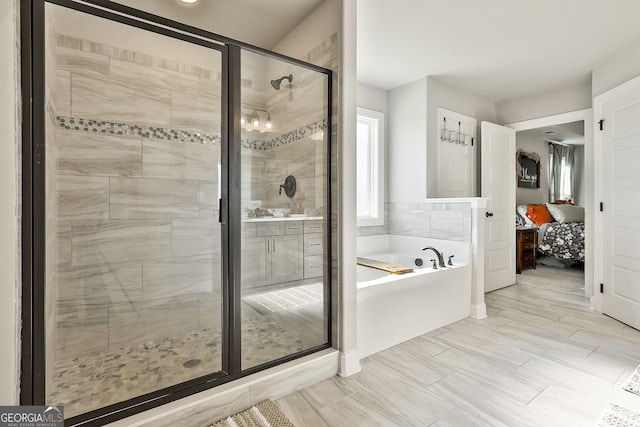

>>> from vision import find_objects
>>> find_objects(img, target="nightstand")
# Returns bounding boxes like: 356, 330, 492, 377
516, 227, 537, 274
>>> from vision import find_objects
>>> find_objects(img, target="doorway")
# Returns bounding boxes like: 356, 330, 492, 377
514, 121, 586, 296
508, 109, 594, 300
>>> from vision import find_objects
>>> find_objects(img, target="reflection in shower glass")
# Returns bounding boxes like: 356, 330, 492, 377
44, 4, 223, 417
240, 50, 330, 369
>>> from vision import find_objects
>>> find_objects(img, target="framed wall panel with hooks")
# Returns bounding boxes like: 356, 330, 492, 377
436, 108, 477, 197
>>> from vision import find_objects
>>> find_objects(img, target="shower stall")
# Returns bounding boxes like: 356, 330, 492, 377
21, 1, 332, 425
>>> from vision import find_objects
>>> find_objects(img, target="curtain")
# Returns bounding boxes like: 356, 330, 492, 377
548, 143, 575, 202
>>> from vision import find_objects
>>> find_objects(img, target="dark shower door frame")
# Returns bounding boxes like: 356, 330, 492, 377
20, 1, 333, 425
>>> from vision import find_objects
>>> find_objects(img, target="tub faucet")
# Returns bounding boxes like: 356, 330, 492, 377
422, 247, 445, 268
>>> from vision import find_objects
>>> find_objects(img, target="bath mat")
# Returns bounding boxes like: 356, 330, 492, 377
357, 257, 413, 274
211, 400, 296, 427
243, 283, 323, 313
597, 403, 640, 427
622, 365, 640, 396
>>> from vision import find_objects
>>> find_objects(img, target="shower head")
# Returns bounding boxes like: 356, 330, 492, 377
270, 74, 293, 90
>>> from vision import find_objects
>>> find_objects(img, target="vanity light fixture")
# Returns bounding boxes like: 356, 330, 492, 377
240, 108, 272, 131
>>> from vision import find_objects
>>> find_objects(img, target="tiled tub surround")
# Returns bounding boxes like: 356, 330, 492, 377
358, 201, 472, 242
45, 28, 335, 418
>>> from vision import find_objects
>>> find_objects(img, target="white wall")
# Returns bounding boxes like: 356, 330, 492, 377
592, 42, 640, 97
357, 83, 387, 113
338, 0, 359, 375
496, 80, 592, 125
515, 133, 549, 206
426, 77, 497, 197
0, 0, 19, 405
388, 77, 427, 203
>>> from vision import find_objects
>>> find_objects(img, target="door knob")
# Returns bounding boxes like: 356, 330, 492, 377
486, 212, 494, 217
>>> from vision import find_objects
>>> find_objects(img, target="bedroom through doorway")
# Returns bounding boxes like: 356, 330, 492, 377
514, 120, 586, 297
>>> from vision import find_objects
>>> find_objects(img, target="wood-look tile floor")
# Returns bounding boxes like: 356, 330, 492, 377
277, 284, 640, 426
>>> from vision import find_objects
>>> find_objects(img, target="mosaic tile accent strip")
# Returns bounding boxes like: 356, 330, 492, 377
55, 115, 220, 145
268, 120, 328, 149
54, 114, 327, 151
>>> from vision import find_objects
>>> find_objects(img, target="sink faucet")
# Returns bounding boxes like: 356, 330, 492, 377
422, 247, 445, 268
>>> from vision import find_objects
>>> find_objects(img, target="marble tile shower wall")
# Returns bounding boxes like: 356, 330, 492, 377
305, 33, 340, 349
49, 32, 339, 362
258, 139, 326, 211
358, 202, 472, 242
246, 42, 330, 212
52, 35, 224, 361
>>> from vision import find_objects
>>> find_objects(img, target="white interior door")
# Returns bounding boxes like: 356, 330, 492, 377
481, 121, 516, 292
600, 80, 640, 330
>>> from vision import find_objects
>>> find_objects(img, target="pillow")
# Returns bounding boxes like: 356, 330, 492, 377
551, 199, 573, 205
526, 204, 553, 226
516, 205, 535, 227
546, 203, 584, 223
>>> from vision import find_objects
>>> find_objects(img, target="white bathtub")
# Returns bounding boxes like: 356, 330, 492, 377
357, 235, 472, 358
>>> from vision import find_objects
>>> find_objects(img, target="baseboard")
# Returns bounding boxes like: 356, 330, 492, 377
338, 348, 361, 377
470, 303, 487, 319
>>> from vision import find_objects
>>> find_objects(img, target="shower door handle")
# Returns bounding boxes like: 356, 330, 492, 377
219, 198, 227, 224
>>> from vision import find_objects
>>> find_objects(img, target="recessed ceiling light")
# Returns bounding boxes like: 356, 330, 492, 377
179, 0, 198, 4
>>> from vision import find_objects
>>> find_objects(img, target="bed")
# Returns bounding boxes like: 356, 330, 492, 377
516, 203, 585, 263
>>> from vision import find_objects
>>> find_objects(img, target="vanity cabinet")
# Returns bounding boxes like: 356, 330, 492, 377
241, 219, 325, 289
242, 220, 310, 290
303, 220, 324, 279
270, 234, 304, 284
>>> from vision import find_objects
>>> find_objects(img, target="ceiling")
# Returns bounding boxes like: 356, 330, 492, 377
111, 0, 323, 49
357, 0, 640, 102
518, 121, 585, 145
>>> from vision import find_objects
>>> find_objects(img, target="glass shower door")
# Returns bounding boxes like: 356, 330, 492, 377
43, 3, 225, 418
239, 49, 330, 369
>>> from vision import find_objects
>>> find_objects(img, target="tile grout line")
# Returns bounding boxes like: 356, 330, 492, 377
526, 385, 548, 406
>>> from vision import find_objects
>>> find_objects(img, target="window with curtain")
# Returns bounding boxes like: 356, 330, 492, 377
548, 143, 575, 202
